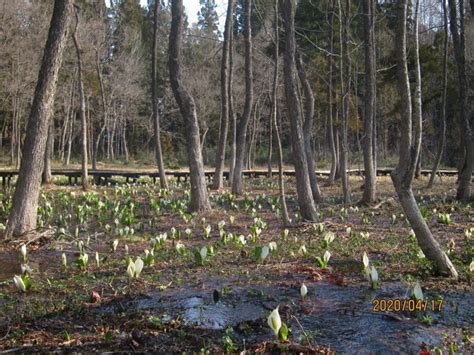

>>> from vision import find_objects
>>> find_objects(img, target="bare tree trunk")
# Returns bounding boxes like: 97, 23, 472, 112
213, 0, 235, 189
428, 0, 448, 191
361, 0, 377, 203
42, 120, 53, 185
427, 0, 447, 189
169, 0, 210, 212
267, 96, 273, 177
151, 0, 168, 189
72, 6, 88, 191
65, 108, 74, 166
4, 0, 73, 239
448, 0, 473, 200
93, 50, 107, 170
228, 27, 236, 185
270, 1, 290, 225
328, 0, 338, 185
280, 0, 318, 222
391, 0, 458, 278
296, 51, 323, 203
232, 0, 254, 195
339, 0, 351, 204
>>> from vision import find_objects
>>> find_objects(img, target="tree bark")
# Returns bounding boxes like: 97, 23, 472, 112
328, 0, 338, 185
391, 0, 458, 278
4, 0, 73, 239
42, 120, 53, 185
427, 0, 447, 189
267, 95, 273, 177
231, 0, 254, 195
428, 0, 448, 191
295, 51, 323, 203
72, 6, 88, 191
228, 25, 236, 185
212, 0, 235, 189
280, 0, 318, 222
339, 0, 351, 204
272, 1, 290, 226
151, 0, 168, 189
448, 0, 473, 200
169, 0, 211, 212
361, 0, 377, 203
93, 49, 107, 171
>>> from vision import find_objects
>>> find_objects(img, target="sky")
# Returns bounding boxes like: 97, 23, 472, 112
105, 0, 228, 31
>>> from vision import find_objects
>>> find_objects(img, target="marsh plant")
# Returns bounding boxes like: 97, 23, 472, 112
76, 253, 89, 271
254, 245, 270, 264
298, 244, 309, 258
315, 251, 331, 268
362, 252, 379, 289
437, 213, 452, 225
194, 246, 209, 266
322, 232, 335, 248
126, 257, 144, 278
413, 282, 424, 300
13, 274, 31, 293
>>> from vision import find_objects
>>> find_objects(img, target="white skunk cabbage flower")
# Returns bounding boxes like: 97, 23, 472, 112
13, 275, 26, 292
370, 265, 378, 283
134, 257, 144, 278
20, 244, 27, 261
267, 306, 282, 336
268, 242, 277, 252
362, 252, 369, 269
127, 257, 144, 278
200, 247, 208, 260
62, 253, 67, 268
413, 282, 423, 300
20, 264, 32, 275
300, 283, 308, 299
126, 262, 135, 278
323, 250, 331, 264
260, 246, 269, 262
95, 252, 100, 267
298, 245, 308, 256
112, 239, 119, 252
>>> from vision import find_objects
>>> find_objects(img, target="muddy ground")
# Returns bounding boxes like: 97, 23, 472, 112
0, 175, 472, 353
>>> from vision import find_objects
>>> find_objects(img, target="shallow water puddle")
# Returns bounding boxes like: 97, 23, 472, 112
108, 279, 472, 353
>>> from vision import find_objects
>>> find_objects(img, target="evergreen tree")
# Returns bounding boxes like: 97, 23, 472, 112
198, 0, 219, 36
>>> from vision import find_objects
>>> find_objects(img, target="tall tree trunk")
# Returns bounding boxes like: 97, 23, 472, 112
94, 49, 107, 171
267, 95, 273, 177
213, 0, 235, 189
169, 0, 210, 212
228, 27, 236, 185
72, 6, 88, 191
42, 120, 53, 185
427, 0, 448, 189
391, 0, 458, 278
296, 51, 323, 203
231, 0, 254, 195
448, 0, 473, 200
339, 0, 351, 204
65, 108, 74, 166
151, 0, 168, 189
280, 0, 318, 222
361, 0, 377, 203
328, 0, 338, 185
271, 1, 290, 225
428, 0, 449, 190
4, 0, 73, 239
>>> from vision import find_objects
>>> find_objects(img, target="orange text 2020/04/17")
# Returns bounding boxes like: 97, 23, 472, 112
372, 298, 444, 313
